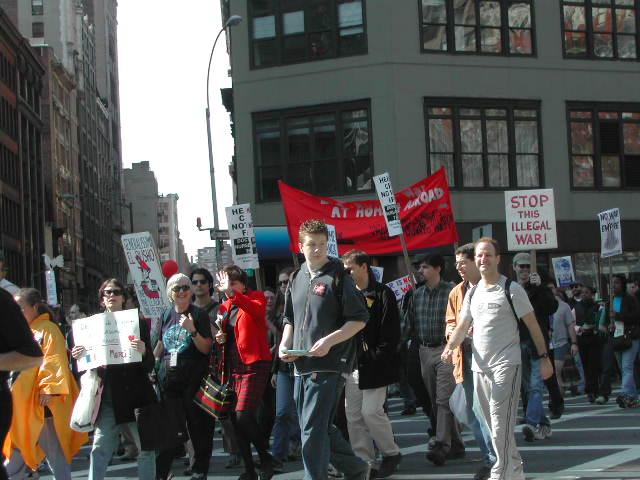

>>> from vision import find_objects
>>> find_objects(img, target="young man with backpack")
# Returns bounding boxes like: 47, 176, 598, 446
442, 237, 553, 480
279, 219, 370, 480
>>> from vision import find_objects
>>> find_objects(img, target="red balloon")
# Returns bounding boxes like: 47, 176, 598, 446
162, 260, 179, 279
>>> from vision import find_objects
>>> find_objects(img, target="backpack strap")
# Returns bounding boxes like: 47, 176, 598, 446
504, 278, 521, 324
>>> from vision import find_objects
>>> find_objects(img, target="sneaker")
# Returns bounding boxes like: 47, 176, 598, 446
427, 436, 437, 449
587, 394, 596, 403
473, 465, 492, 480
539, 424, 552, 439
522, 424, 545, 442
190, 473, 206, 480
400, 405, 416, 416
616, 394, 631, 408
426, 443, 446, 467
377, 453, 401, 478
595, 395, 607, 405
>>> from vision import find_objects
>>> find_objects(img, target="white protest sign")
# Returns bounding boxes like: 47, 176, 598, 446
551, 256, 576, 288
326, 224, 339, 258
122, 232, 169, 318
371, 266, 384, 283
373, 172, 403, 237
386, 276, 413, 301
226, 204, 259, 269
598, 208, 622, 258
504, 189, 557, 251
44, 270, 58, 305
72, 309, 142, 370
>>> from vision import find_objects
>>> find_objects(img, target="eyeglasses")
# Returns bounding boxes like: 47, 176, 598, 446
103, 289, 123, 297
278, 280, 289, 286
172, 285, 191, 293
517, 264, 531, 269
192, 279, 209, 285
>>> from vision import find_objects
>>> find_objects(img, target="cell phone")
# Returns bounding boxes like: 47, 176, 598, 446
283, 349, 310, 356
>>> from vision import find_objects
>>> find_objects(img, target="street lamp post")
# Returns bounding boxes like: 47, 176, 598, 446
206, 14, 242, 271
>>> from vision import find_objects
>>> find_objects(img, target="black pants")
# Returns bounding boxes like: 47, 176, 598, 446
156, 391, 215, 479
0, 390, 12, 480
407, 341, 436, 436
578, 332, 604, 395
231, 410, 271, 474
545, 349, 565, 414
598, 336, 618, 398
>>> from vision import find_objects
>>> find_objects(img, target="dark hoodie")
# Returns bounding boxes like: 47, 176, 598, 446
282, 258, 369, 375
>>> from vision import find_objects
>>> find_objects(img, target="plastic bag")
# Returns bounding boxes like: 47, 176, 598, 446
70, 369, 101, 432
448, 382, 469, 427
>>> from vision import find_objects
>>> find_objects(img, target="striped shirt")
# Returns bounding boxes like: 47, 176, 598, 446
411, 281, 454, 345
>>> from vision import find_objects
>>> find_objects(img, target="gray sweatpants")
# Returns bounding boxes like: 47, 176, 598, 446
474, 364, 524, 480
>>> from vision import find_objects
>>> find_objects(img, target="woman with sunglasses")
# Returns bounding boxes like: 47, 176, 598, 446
3, 288, 87, 480
215, 266, 274, 480
155, 273, 214, 480
70, 279, 157, 480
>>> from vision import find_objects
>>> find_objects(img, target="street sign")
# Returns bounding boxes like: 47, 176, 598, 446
209, 230, 230, 241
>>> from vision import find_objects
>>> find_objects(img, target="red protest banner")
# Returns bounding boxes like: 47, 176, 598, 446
279, 168, 458, 255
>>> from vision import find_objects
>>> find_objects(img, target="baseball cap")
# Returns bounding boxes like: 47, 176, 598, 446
569, 281, 583, 288
512, 252, 531, 266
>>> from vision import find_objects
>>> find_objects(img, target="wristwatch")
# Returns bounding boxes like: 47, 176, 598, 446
539, 352, 549, 359
189, 330, 198, 338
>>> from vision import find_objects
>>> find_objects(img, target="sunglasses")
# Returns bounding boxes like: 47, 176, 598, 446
517, 264, 531, 269
103, 289, 123, 297
279, 280, 289, 285
172, 285, 191, 293
192, 279, 209, 285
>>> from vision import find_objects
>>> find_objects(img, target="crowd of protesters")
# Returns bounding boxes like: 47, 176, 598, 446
1, 220, 639, 480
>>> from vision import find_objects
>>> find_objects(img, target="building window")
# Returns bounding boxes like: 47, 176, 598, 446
32, 22, 44, 37
568, 103, 640, 188
562, 0, 639, 59
425, 98, 541, 189
32, 0, 43, 15
420, 0, 534, 55
249, 0, 367, 68
253, 100, 373, 202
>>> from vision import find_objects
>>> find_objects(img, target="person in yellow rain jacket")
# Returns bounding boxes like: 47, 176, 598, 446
3, 288, 87, 480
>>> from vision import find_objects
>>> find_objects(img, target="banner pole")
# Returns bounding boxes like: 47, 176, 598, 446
399, 233, 416, 286
292, 252, 300, 269
608, 257, 614, 322
255, 267, 263, 291
530, 249, 537, 275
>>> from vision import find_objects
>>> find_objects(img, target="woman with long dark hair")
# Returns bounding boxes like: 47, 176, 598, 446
71, 279, 157, 480
215, 266, 274, 480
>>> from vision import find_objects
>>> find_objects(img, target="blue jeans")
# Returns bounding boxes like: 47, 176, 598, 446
294, 372, 367, 480
272, 370, 300, 461
88, 395, 155, 480
462, 343, 495, 467
521, 342, 550, 427
616, 339, 640, 398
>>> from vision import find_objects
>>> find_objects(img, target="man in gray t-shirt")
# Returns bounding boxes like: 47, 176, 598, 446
442, 238, 552, 480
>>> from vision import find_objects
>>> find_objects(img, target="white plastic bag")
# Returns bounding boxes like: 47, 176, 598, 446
448, 383, 469, 427
70, 369, 100, 432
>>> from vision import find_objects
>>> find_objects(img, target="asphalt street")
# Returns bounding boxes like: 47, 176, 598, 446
39, 387, 640, 480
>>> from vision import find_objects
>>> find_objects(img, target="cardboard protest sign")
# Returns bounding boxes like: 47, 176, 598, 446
72, 309, 141, 370
122, 232, 169, 318
226, 204, 259, 269
598, 208, 622, 258
505, 189, 557, 251
279, 168, 458, 255
386, 276, 413, 301
373, 172, 403, 237
327, 224, 339, 259
371, 266, 384, 283
551, 256, 576, 287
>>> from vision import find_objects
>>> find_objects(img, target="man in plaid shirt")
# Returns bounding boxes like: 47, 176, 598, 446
409, 253, 463, 466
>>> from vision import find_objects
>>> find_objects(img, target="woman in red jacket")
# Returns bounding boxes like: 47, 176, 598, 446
215, 266, 274, 480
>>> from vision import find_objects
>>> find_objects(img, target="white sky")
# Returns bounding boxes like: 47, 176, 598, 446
117, 1, 235, 260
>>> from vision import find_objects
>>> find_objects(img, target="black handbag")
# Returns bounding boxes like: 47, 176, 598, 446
135, 396, 187, 451
193, 339, 236, 420
612, 334, 632, 352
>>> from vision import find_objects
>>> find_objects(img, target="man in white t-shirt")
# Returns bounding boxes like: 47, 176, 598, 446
441, 238, 553, 480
